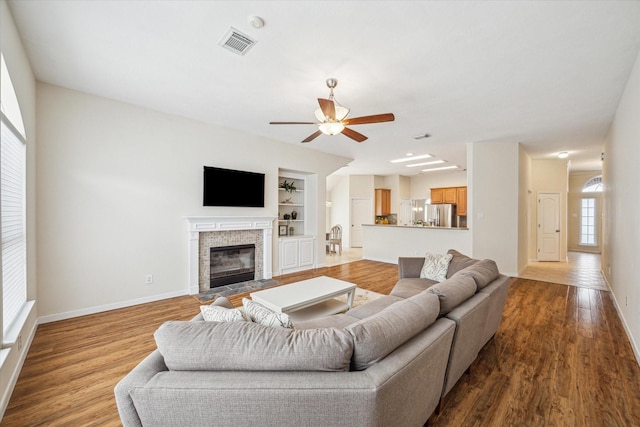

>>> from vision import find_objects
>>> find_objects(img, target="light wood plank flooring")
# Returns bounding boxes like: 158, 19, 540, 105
519, 251, 608, 291
2, 260, 639, 426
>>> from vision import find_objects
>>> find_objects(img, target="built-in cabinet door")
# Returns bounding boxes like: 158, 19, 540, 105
443, 187, 457, 204
431, 188, 444, 204
456, 187, 467, 216
375, 189, 391, 216
298, 237, 314, 267
280, 239, 299, 270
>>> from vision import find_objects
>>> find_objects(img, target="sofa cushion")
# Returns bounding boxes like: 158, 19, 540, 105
420, 252, 453, 282
242, 298, 292, 328
446, 250, 479, 278
293, 313, 359, 330
200, 304, 250, 323
345, 291, 440, 371
346, 295, 404, 319
427, 274, 477, 315
155, 321, 353, 372
390, 278, 437, 298
453, 259, 500, 290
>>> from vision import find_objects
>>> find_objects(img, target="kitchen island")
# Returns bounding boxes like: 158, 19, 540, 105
362, 224, 471, 264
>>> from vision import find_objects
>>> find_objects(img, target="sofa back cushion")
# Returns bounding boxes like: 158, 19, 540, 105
155, 321, 353, 372
446, 249, 479, 278
453, 258, 500, 290
345, 291, 440, 371
427, 274, 477, 315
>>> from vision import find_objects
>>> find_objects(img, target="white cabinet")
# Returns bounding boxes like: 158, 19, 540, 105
279, 236, 315, 274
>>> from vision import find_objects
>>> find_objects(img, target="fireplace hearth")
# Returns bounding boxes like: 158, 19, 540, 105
210, 244, 256, 288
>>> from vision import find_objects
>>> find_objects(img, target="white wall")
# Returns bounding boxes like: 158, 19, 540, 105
518, 146, 532, 273
363, 226, 471, 264
468, 141, 521, 276
603, 47, 640, 363
36, 83, 350, 321
0, 0, 38, 417
410, 170, 468, 200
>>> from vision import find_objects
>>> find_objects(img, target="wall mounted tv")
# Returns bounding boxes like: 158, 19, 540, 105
203, 166, 265, 207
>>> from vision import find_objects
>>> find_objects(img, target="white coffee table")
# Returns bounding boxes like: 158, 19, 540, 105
250, 276, 356, 322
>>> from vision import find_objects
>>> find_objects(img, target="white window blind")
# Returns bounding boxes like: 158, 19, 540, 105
1, 117, 27, 334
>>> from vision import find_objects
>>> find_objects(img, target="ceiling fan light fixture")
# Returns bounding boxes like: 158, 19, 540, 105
319, 121, 345, 135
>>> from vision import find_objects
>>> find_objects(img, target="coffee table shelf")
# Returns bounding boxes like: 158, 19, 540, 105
250, 276, 356, 322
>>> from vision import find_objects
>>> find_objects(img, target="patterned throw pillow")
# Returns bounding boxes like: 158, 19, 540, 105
242, 298, 292, 328
200, 304, 250, 322
419, 252, 453, 282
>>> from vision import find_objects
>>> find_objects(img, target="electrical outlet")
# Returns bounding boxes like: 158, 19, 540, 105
145, 274, 153, 285
17, 334, 23, 352
625, 296, 628, 307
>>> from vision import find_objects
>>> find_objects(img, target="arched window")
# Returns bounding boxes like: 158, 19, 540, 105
582, 176, 602, 192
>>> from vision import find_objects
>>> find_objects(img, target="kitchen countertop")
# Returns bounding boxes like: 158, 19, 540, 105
364, 224, 469, 230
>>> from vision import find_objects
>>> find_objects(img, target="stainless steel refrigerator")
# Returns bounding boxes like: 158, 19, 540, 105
425, 203, 457, 227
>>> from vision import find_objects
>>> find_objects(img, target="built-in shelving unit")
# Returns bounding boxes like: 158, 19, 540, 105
277, 170, 316, 275
278, 175, 305, 237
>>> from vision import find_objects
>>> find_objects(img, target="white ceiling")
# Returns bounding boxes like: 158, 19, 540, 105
7, 1, 640, 176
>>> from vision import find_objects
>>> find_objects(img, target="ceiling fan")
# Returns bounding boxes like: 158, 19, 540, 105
269, 78, 395, 143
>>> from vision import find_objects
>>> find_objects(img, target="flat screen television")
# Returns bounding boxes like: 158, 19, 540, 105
203, 166, 265, 207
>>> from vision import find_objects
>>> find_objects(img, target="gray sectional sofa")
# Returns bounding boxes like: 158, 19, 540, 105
115, 250, 510, 427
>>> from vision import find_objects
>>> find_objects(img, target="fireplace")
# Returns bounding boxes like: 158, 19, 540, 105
210, 244, 255, 288
186, 216, 276, 294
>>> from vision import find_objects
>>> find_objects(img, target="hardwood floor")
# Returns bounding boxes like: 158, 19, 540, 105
2, 260, 639, 426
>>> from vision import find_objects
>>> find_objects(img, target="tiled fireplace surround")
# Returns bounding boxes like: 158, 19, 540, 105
186, 216, 276, 294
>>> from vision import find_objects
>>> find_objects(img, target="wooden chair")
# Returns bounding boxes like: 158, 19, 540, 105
329, 225, 342, 255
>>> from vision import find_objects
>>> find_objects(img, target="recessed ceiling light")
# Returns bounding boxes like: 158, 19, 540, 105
390, 154, 432, 163
421, 165, 458, 172
406, 160, 446, 168
558, 151, 569, 159
405, 152, 414, 157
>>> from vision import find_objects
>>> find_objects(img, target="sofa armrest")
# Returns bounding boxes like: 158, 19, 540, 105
398, 257, 425, 279
114, 349, 168, 427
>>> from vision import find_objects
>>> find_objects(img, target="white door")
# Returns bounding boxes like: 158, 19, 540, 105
298, 237, 314, 267
280, 239, 299, 270
537, 192, 561, 261
351, 197, 372, 248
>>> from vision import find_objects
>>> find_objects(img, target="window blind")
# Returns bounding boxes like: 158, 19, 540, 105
1, 117, 27, 334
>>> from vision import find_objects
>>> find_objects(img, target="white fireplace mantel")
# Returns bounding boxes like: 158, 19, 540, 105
186, 216, 276, 294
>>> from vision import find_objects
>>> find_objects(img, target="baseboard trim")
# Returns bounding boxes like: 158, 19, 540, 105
605, 274, 640, 366
38, 290, 189, 324
362, 256, 397, 265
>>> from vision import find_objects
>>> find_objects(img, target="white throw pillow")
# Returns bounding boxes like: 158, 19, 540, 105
420, 252, 453, 282
200, 304, 250, 323
242, 298, 292, 328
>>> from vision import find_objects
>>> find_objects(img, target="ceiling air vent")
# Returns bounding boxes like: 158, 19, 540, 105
218, 27, 257, 56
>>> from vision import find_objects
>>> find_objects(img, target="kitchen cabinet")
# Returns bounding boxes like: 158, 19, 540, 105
456, 187, 467, 216
375, 188, 391, 216
279, 236, 314, 274
443, 187, 457, 204
430, 186, 468, 216
430, 188, 444, 204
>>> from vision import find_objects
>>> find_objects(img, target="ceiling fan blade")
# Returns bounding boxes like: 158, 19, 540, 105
302, 130, 323, 143
343, 113, 395, 125
341, 127, 368, 143
269, 121, 317, 125
318, 98, 336, 121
